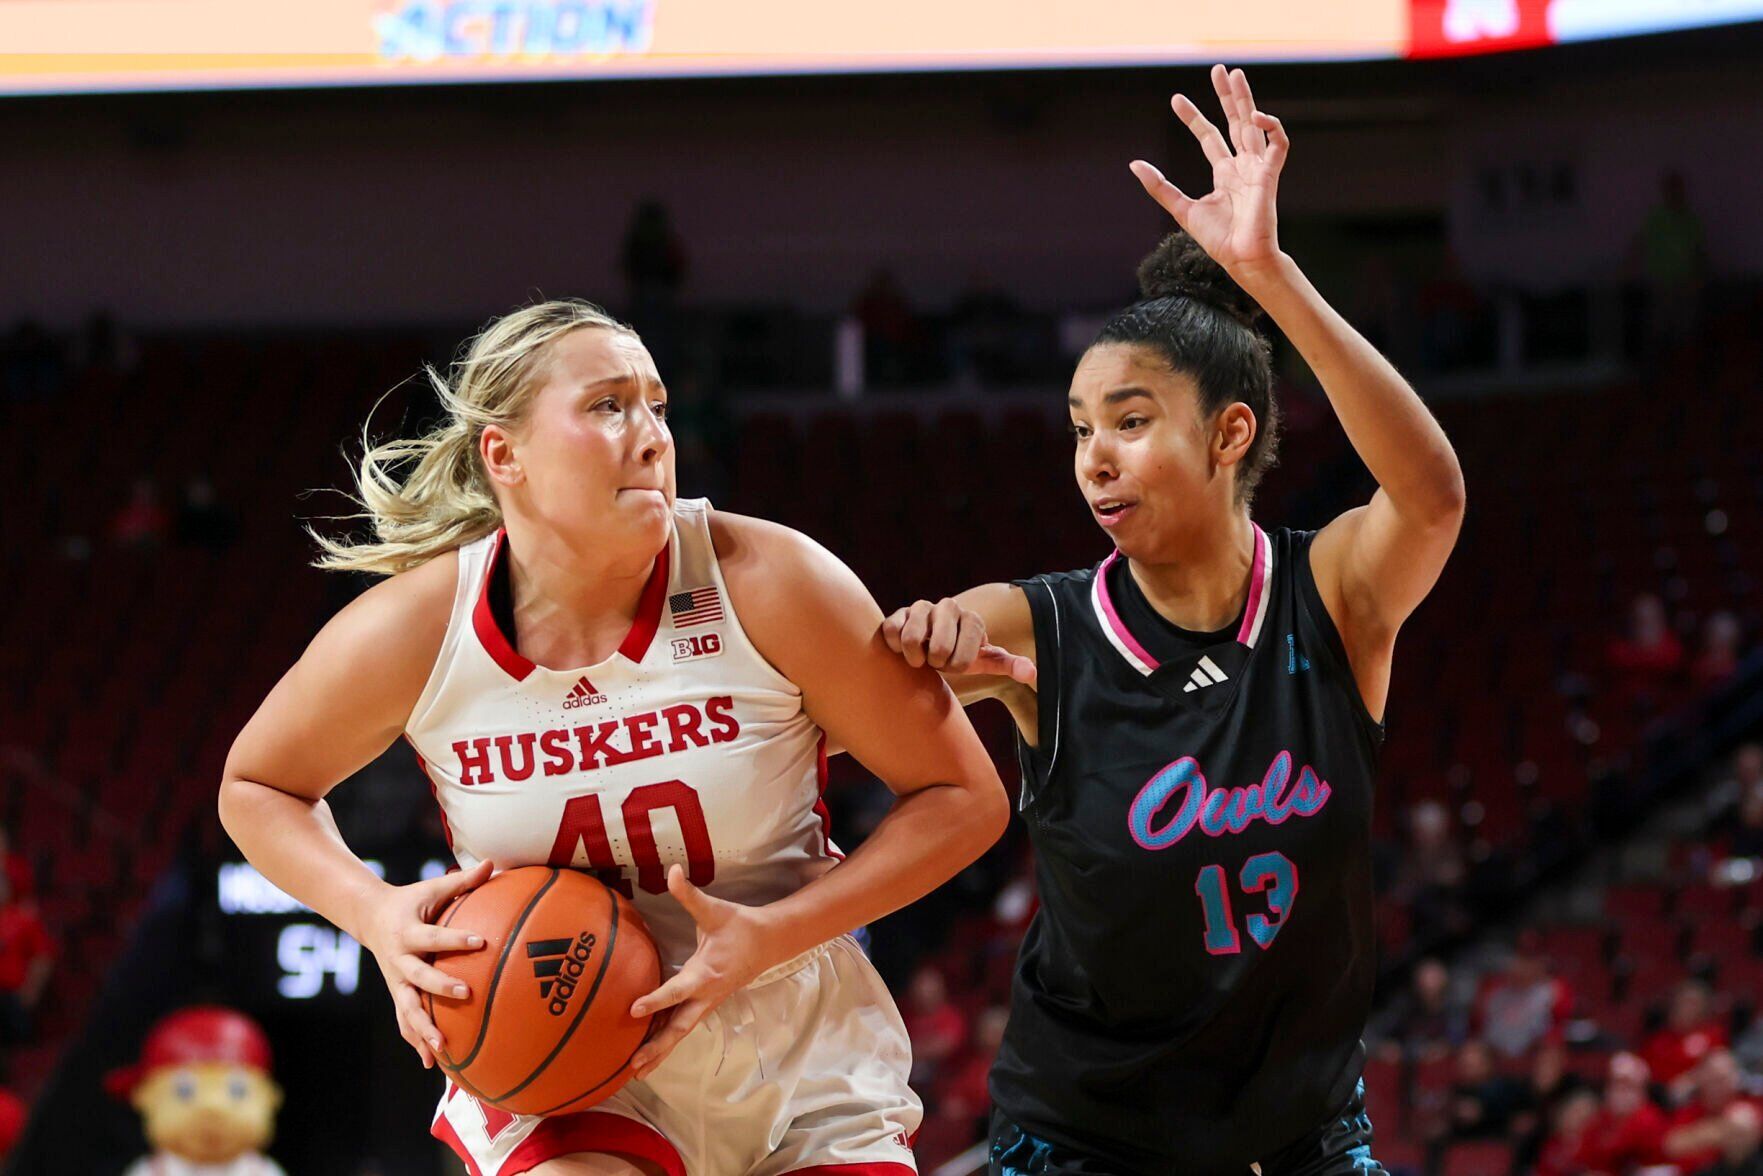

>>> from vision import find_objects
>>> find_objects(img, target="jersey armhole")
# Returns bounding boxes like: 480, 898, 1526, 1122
405, 547, 470, 736
1014, 576, 1064, 802
1293, 532, 1386, 744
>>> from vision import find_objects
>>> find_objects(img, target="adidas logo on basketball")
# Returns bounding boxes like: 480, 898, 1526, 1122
527, 932, 598, 1017
562, 676, 607, 710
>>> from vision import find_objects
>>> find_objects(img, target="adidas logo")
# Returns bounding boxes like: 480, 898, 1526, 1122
1286, 633, 1311, 675
527, 932, 598, 1017
1182, 655, 1230, 694
562, 675, 607, 710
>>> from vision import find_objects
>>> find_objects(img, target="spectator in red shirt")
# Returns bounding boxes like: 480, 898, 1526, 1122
1536, 1088, 1600, 1176
902, 964, 967, 1087
1643, 979, 1729, 1095
0, 1086, 25, 1160
0, 870, 53, 1044
1478, 939, 1573, 1058
1607, 593, 1685, 707
1661, 1050, 1763, 1173
1578, 1053, 1669, 1173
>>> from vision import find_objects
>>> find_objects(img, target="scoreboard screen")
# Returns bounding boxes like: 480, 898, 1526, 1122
213, 856, 450, 1006
5, 1, 1759, 95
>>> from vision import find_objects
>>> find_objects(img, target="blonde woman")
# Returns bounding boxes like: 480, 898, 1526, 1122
218, 301, 1008, 1176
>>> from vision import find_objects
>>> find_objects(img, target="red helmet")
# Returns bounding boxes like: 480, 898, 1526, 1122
105, 1006, 273, 1099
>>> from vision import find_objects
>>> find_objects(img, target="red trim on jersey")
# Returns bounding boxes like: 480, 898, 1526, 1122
812, 732, 844, 862
496, 1110, 686, 1176
473, 528, 673, 680
473, 530, 537, 682
617, 539, 671, 664
430, 1112, 486, 1176
782, 1164, 917, 1175
407, 737, 456, 854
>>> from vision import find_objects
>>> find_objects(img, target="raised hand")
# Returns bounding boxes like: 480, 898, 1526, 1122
356, 857, 493, 1068
1130, 64, 1290, 279
882, 598, 1037, 686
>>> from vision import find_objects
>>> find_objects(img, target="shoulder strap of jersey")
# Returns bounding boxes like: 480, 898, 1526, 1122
407, 531, 495, 731
669, 497, 716, 593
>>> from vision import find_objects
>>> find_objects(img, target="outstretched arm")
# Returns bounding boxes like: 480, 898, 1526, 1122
1133, 66, 1464, 715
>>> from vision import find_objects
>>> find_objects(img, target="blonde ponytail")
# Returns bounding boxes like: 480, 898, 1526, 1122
312, 299, 632, 576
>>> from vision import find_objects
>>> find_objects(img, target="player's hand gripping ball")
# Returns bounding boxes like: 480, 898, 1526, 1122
425, 866, 662, 1115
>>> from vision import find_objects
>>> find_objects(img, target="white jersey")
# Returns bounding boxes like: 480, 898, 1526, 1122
405, 499, 841, 969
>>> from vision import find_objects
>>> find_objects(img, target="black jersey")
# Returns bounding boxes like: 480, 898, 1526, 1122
992, 526, 1384, 1175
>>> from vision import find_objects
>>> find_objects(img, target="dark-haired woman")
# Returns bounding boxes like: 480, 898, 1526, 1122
882, 66, 1464, 1174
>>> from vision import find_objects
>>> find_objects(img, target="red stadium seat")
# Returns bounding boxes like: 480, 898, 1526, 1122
1440, 1140, 1514, 1176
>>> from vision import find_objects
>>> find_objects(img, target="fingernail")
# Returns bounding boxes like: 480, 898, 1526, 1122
453, 984, 468, 998
467, 935, 484, 948
429, 1037, 441, 1049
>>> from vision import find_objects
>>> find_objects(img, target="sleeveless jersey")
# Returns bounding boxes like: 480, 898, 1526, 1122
405, 498, 840, 970
991, 526, 1384, 1174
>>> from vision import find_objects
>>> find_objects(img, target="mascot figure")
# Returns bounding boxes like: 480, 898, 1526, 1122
107, 1006, 286, 1176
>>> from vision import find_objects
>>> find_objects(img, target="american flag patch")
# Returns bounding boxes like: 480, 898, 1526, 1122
668, 586, 724, 628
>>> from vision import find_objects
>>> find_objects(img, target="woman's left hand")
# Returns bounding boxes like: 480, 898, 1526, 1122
1131, 64, 1289, 281
626, 864, 789, 1080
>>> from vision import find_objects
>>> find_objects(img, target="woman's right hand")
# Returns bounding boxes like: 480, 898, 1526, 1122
355, 858, 494, 1068
882, 599, 1036, 685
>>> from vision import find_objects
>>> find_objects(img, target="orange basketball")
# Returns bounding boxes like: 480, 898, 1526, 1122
424, 866, 661, 1116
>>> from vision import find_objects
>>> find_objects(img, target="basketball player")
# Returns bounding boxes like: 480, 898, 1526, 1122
218, 301, 1009, 1176
881, 67, 1465, 1174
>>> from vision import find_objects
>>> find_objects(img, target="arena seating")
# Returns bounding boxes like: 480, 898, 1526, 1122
2, 297, 1760, 1171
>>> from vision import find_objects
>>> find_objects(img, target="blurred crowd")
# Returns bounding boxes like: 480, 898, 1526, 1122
0, 824, 50, 1158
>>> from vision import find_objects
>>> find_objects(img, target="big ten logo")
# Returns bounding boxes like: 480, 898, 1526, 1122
671, 633, 722, 663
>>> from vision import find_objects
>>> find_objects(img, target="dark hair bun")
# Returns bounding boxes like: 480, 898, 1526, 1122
1136, 231, 1262, 327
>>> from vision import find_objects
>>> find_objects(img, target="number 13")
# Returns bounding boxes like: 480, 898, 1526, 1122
1194, 851, 1299, 955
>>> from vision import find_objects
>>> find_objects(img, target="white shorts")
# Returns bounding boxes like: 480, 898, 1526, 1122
432, 935, 921, 1176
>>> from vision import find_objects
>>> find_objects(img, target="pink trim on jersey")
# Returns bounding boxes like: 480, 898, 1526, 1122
1235, 525, 1271, 647
783, 1164, 917, 1174
1093, 548, 1161, 672
472, 529, 672, 681
812, 733, 844, 863
498, 1110, 687, 1176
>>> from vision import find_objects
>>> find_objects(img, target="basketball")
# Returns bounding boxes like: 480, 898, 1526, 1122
423, 866, 661, 1116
